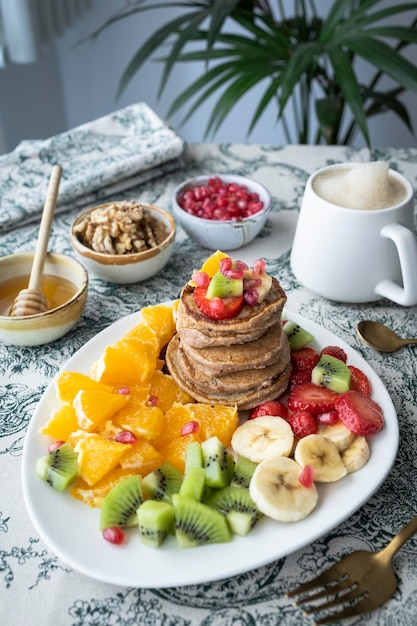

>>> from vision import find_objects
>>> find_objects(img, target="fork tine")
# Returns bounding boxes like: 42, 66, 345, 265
286, 561, 345, 598
295, 577, 355, 605
313, 596, 373, 625
303, 587, 364, 614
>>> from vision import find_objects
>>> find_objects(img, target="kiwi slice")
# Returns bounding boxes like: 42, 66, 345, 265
36, 442, 79, 492
141, 462, 183, 502
184, 441, 203, 472
172, 493, 232, 547
100, 474, 143, 530
179, 466, 206, 501
201, 436, 230, 489
137, 500, 175, 548
283, 320, 314, 351
231, 456, 258, 489
205, 486, 261, 536
206, 271, 243, 299
312, 354, 351, 392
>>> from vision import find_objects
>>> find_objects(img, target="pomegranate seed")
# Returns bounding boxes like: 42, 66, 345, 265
299, 465, 315, 488
317, 410, 339, 426
192, 271, 210, 287
147, 395, 159, 406
115, 430, 138, 445
244, 289, 259, 306
220, 257, 233, 272
117, 386, 130, 395
102, 526, 125, 545
48, 441, 65, 453
180, 420, 200, 436
252, 258, 266, 276
222, 267, 244, 280
235, 260, 249, 271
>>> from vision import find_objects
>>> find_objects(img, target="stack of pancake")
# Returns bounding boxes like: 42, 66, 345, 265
165, 277, 291, 410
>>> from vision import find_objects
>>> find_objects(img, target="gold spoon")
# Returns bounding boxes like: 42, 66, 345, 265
9, 165, 62, 317
357, 320, 417, 353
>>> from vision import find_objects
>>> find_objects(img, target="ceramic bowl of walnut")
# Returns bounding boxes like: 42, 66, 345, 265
70, 200, 176, 284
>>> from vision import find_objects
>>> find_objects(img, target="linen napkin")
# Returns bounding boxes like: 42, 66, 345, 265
0, 102, 186, 232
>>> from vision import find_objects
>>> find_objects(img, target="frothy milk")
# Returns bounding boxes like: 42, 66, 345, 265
312, 161, 408, 210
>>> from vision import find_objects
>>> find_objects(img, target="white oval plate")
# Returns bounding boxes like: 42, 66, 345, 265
21, 306, 399, 588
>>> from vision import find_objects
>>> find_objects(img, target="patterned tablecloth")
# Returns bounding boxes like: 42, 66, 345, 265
1, 142, 417, 626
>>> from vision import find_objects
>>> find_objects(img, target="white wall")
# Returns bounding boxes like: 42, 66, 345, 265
1, 0, 417, 151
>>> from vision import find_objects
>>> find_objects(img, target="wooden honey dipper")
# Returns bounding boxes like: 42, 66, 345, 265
9, 165, 62, 317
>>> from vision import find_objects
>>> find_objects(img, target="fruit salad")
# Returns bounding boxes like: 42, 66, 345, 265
35, 251, 384, 550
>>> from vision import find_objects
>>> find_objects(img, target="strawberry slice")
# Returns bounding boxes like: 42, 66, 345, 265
288, 382, 339, 416
193, 285, 244, 320
321, 345, 348, 363
348, 365, 371, 395
290, 347, 320, 371
248, 400, 288, 420
287, 411, 317, 438
335, 390, 383, 435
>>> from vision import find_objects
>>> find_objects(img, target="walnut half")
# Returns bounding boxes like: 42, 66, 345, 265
74, 201, 170, 255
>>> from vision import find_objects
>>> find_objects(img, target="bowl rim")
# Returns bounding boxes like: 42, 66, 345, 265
70, 202, 176, 266
173, 174, 272, 225
0, 251, 89, 320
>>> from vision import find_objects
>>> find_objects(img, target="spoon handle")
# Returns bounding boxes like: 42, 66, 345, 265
28, 165, 62, 291
405, 338, 417, 346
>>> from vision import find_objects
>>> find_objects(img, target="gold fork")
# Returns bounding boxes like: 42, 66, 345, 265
287, 514, 417, 624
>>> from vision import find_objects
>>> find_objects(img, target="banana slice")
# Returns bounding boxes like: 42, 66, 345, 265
294, 434, 347, 482
231, 416, 294, 463
249, 456, 318, 522
318, 421, 356, 452
341, 436, 370, 473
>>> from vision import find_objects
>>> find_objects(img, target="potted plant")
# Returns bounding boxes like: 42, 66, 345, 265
91, 0, 417, 147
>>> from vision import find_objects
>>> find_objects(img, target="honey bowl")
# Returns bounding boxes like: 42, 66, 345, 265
0, 251, 88, 346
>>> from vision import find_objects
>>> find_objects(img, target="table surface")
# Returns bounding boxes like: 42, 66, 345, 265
1, 143, 417, 626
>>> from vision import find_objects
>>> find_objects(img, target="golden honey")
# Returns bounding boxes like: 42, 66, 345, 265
0, 274, 78, 316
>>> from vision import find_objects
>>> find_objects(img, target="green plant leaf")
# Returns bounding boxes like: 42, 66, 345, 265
342, 34, 417, 93
278, 42, 321, 116
248, 74, 284, 136
207, 0, 242, 49
326, 44, 371, 147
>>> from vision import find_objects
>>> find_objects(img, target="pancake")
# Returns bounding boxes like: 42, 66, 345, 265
176, 276, 286, 344
166, 335, 292, 410
169, 332, 290, 394
179, 323, 288, 375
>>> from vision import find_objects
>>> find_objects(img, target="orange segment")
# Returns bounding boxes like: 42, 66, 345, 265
92, 337, 159, 386
188, 403, 239, 447
74, 434, 131, 485
124, 322, 158, 345
140, 303, 177, 348
69, 467, 138, 507
39, 403, 79, 441
118, 437, 163, 473
189, 250, 230, 285
55, 370, 114, 404
153, 402, 194, 445
112, 386, 165, 439
148, 370, 195, 413
73, 389, 130, 431
156, 432, 202, 473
